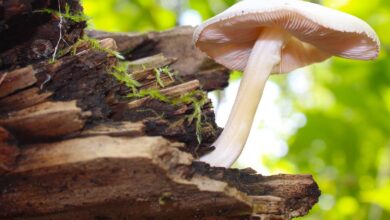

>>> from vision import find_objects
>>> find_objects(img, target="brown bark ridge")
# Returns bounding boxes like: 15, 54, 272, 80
0, 1, 320, 219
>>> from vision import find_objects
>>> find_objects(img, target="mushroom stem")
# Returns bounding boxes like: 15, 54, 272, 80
200, 28, 285, 167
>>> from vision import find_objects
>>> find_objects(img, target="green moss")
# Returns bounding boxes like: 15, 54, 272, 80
128, 88, 208, 144
46, 36, 124, 64
158, 192, 172, 205
109, 63, 206, 144
108, 62, 141, 94
154, 68, 164, 88
71, 36, 124, 59
127, 88, 170, 102
153, 66, 176, 88
173, 91, 208, 144
34, 3, 89, 23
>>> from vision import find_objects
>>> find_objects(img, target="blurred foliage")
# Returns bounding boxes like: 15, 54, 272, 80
82, 0, 176, 31
82, 0, 390, 219
279, 1, 390, 219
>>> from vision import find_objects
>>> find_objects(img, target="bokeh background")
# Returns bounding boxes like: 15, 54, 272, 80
81, 0, 390, 219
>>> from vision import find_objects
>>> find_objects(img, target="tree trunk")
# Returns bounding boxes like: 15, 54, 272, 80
0, 1, 321, 219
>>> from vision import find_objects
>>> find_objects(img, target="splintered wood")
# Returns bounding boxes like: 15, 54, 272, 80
0, 126, 19, 173
0, 101, 89, 141
88, 27, 230, 91
0, 136, 319, 220
0, 3, 320, 218
0, 66, 36, 98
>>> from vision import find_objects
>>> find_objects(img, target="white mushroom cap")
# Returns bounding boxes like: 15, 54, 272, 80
194, 0, 380, 73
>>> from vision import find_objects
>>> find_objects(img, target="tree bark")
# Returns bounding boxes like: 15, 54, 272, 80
0, 1, 320, 219
0, 136, 319, 220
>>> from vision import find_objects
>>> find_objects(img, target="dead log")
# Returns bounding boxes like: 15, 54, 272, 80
0, 33, 221, 153
0, 1, 320, 219
88, 26, 230, 91
0, 136, 319, 220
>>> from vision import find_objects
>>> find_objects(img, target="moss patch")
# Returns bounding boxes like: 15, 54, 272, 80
128, 88, 208, 144
108, 62, 141, 94
34, 3, 89, 23
153, 66, 176, 88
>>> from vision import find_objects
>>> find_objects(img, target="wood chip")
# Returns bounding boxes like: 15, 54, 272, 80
78, 121, 144, 138
0, 66, 36, 98
0, 101, 88, 141
0, 87, 52, 113
127, 80, 200, 109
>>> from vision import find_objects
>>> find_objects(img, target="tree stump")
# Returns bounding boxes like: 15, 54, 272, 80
0, 1, 321, 219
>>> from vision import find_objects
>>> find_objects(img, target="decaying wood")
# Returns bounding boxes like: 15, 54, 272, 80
0, 66, 36, 98
127, 80, 200, 109
0, 2, 320, 218
0, 87, 52, 113
88, 26, 230, 91
77, 121, 145, 138
190, 163, 321, 218
0, 0, 86, 70
0, 31, 221, 152
0, 126, 19, 173
129, 54, 177, 90
0, 101, 89, 142
112, 79, 218, 155
0, 136, 319, 220
4, 37, 218, 153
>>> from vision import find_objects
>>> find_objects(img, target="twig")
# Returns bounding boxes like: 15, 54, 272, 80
52, 0, 64, 62
40, 74, 52, 90
0, 73, 8, 86
62, 38, 70, 47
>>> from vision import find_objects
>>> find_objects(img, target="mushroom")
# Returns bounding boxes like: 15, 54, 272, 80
193, 0, 380, 168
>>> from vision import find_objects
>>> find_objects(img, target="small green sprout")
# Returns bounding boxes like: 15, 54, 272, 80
153, 66, 176, 88
173, 91, 208, 144
160, 66, 175, 81
108, 62, 141, 94
71, 37, 124, 59
127, 89, 170, 102
154, 68, 164, 88
158, 192, 172, 205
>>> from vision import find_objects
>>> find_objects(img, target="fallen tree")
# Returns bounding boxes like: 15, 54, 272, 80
0, 1, 320, 219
